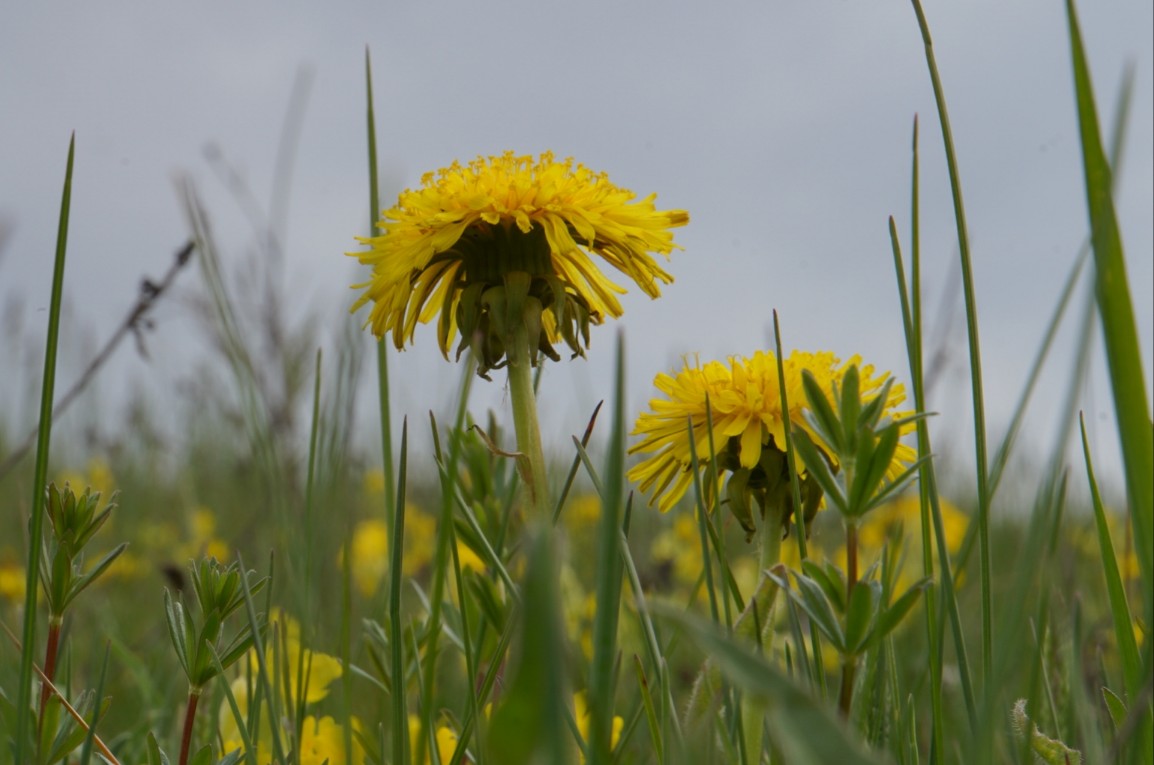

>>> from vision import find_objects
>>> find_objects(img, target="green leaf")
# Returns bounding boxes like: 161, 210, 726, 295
838, 365, 863, 450
801, 371, 844, 455
1080, 416, 1142, 701
488, 529, 571, 765
791, 429, 846, 515
165, 591, 191, 678
657, 604, 886, 765
844, 580, 881, 656
188, 744, 214, 765
801, 559, 846, 615
1102, 686, 1127, 733
1066, 0, 1154, 621
146, 731, 171, 765
867, 578, 930, 650
769, 568, 845, 652
62, 542, 128, 611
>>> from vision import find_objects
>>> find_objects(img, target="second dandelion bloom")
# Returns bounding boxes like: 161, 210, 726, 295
628, 350, 916, 534
348, 150, 688, 374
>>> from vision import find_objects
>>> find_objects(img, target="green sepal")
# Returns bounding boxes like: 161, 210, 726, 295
725, 468, 757, 539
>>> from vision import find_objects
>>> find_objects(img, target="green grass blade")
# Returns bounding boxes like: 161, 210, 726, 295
302, 349, 322, 620
658, 605, 886, 765
1079, 415, 1142, 699
589, 334, 628, 765
17, 133, 75, 765
908, 0, 995, 694
488, 529, 571, 765
416, 357, 475, 765
389, 419, 411, 765
888, 120, 977, 743
1065, 0, 1154, 626
364, 48, 397, 529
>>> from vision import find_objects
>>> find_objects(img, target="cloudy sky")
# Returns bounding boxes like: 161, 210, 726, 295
1, 2, 1151, 492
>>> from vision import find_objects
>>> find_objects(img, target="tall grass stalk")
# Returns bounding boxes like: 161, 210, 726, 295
16, 134, 75, 764
1065, 0, 1154, 625
908, 0, 995, 700
588, 335, 628, 764
364, 50, 397, 531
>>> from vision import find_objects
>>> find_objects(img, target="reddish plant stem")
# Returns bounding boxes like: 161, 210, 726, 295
838, 521, 860, 719
37, 619, 62, 733
178, 689, 201, 765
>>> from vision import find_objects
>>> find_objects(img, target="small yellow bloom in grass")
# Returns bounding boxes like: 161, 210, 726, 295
299, 715, 366, 765
629, 350, 915, 533
343, 508, 485, 597
858, 494, 968, 555
253, 610, 343, 704
573, 691, 623, 762
407, 715, 460, 765
0, 559, 25, 604
349, 151, 687, 374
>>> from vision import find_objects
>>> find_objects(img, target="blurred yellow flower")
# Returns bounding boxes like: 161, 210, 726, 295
407, 715, 460, 765
563, 494, 605, 531
858, 494, 968, 556
628, 350, 915, 515
0, 559, 25, 604
220, 704, 365, 765
56, 458, 116, 504
1072, 509, 1141, 584
299, 715, 366, 765
220, 612, 350, 763
348, 151, 687, 371
650, 513, 704, 588
363, 468, 387, 496
573, 691, 623, 763
343, 506, 484, 597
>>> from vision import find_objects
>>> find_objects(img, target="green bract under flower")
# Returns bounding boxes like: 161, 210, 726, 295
348, 151, 688, 375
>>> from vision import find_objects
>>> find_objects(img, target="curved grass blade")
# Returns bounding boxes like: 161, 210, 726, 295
1065, 0, 1153, 625
17, 134, 75, 765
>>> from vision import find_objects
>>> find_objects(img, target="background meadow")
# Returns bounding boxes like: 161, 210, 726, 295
1, 1, 1152, 764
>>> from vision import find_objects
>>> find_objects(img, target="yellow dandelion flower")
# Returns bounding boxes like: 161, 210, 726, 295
349, 151, 687, 373
299, 715, 366, 765
573, 691, 623, 762
628, 350, 915, 528
407, 715, 460, 765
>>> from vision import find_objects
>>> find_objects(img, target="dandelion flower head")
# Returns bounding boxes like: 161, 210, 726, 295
349, 151, 687, 373
628, 350, 916, 521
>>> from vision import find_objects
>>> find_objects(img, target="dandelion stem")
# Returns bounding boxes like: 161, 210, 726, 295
506, 321, 551, 518
741, 500, 788, 759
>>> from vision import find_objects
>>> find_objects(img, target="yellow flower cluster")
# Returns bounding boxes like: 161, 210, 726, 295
628, 350, 915, 513
343, 507, 485, 599
218, 611, 362, 764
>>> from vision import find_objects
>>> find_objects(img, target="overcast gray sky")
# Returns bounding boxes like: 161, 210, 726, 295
2, 2, 1151, 493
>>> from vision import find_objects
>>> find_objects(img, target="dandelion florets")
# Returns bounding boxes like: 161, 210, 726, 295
628, 350, 916, 534
348, 151, 688, 375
